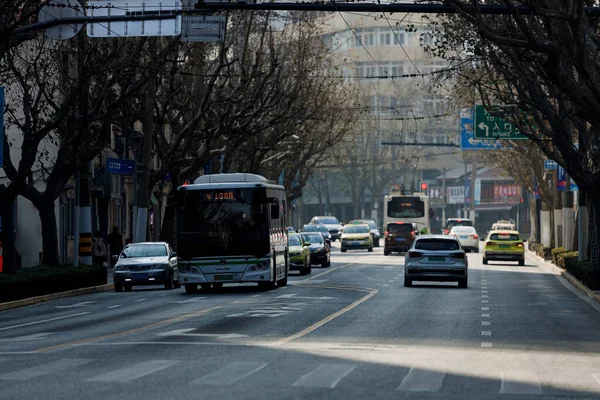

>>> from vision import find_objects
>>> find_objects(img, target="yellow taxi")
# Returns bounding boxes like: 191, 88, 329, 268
483, 230, 525, 266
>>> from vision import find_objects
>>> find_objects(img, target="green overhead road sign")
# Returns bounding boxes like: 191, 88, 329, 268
474, 105, 529, 140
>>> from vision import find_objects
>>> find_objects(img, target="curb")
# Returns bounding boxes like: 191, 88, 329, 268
0, 283, 114, 312
527, 249, 600, 305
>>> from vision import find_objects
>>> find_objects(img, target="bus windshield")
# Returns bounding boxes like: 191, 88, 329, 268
387, 196, 425, 218
177, 188, 269, 258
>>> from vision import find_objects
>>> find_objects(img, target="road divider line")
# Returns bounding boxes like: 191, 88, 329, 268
272, 286, 378, 346
294, 263, 355, 283
0, 312, 90, 332
34, 306, 221, 353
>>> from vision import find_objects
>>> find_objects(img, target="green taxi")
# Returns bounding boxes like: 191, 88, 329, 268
288, 232, 311, 275
483, 230, 525, 266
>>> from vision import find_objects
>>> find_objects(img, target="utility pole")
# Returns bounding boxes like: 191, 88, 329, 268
135, 76, 155, 243
470, 162, 476, 221
442, 168, 447, 223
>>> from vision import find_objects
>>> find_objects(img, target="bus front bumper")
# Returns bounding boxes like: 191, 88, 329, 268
178, 269, 274, 284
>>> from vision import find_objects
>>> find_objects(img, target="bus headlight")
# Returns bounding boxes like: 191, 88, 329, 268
255, 261, 270, 271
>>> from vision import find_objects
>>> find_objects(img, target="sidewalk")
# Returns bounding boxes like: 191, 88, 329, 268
527, 248, 600, 305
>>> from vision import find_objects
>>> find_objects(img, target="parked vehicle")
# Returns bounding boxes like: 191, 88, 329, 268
449, 226, 480, 253
300, 232, 331, 268
341, 224, 373, 252
288, 232, 311, 275
404, 235, 469, 288
384, 222, 418, 255
348, 219, 381, 247
309, 216, 343, 241
483, 230, 525, 266
113, 242, 180, 292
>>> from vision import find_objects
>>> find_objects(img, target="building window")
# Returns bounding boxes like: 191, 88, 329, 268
393, 31, 406, 45
379, 33, 391, 45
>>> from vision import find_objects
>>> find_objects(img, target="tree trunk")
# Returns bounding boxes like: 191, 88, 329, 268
38, 197, 60, 266
1, 194, 17, 274
159, 173, 180, 248
588, 189, 600, 289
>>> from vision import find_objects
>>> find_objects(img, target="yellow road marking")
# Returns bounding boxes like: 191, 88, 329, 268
272, 286, 378, 346
35, 306, 222, 353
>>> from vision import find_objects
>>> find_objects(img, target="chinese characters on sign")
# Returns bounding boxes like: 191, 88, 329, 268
494, 184, 522, 204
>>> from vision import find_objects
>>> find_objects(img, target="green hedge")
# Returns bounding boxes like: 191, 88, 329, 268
551, 247, 567, 264
536, 245, 553, 260
555, 251, 578, 269
0, 265, 107, 303
565, 260, 594, 289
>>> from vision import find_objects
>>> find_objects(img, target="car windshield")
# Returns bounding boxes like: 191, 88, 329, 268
344, 225, 369, 233
451, 227, 476, 234
317, 226, 329, 233
446, 220, 473, 230
122, 244, 167, 258
490, 233, 520, 241
415, 239, 460, 251
288, 235, 302, 246
387, 223, 414, 234
302, 233, 323, 244
317, 217, 339, 225
302, 225, 319, 232
387, 196, 425, 218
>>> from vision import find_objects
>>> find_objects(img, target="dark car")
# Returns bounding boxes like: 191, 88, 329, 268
112, 242, 180, 292
384, 222, 418, 255
300, 232, 331, 268
302, 224, 332, 244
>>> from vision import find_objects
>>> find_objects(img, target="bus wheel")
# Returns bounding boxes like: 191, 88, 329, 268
277, 270, 288, 287
185, 284, 199, 294
212, 283, 224, 290
200, 283, 211, 291
258, 281, 276, 291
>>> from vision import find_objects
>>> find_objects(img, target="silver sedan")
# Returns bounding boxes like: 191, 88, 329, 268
404, 235, 469, 288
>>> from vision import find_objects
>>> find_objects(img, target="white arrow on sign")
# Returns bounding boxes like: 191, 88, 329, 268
55, 301, 97, 309
157, 329, 248, 339
478, 122, 490, 137
276, 293, 335, 300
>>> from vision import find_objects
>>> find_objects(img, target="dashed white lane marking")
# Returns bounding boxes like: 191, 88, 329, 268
397, 368, 446, 392
55, 301, 97, 309
1, 358, 92, 381
382, 284, 389, 287
87, 360, 179, 383
482, 321, 491, 326
251, 295, 262, 297
481, 331, 492, 336
192, 362, 267, 385
481, 290, 488, 293
171, 297, 207, 304
500, 370, 542, 395
482, 307, 490, 311
389, 280, 395, 283
135, 298, 147, 302
481, 342, 493, 348
482, 313, 490, 318
482, 300, 489, 304
0, 312, 90, 332
107, 305, 122, 309
385, 267, 394, 269
293, 363, 356, 388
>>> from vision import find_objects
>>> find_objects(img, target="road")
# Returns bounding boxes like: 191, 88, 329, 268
2, 243, 600, 399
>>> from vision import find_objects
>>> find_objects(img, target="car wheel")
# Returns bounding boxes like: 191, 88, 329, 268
174, 280, 181, 289
124, 284, 133, 292
200, 283, 212, 291
459, 277, 468, 288
341, 248, 347, 253
368, 247, 373, 252
307, 265, 312, 274
483, 257, 488, 265
374, 239, 380, 248
212, 283, 224, 290
114, 283, 124, 293
404, 277, 412, 287
518, 258, 525, 266
185, 284, 199, 293
384, 250, 390, 256
164, 273, 174, 290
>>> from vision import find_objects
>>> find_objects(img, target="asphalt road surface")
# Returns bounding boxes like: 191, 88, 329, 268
2, 242, 600, 399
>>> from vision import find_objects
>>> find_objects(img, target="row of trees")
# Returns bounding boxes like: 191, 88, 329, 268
0, 7, 358, 273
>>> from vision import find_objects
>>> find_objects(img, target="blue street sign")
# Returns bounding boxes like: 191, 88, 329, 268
106, 158, 135, 175
544, 160, 558, 170
0, 86, 4, 168
459, 107, 503, 150
557, 165, 566, 191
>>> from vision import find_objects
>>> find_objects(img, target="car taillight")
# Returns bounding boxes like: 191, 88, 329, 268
411, 232, 415, 239
408, 251, 424, 258
384, 231, 389, 238
443, 229, 449, 235
451, 252, 465, 259
472, 234, 479, 239
486, 241, 496, 247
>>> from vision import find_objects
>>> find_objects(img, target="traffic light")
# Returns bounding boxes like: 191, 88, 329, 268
420, 181, 428, 192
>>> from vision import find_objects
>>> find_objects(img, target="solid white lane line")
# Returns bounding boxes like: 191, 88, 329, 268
192, 362, 267, 385
397, 368, 446, 392
172, 298, 207, 304
481, 342, 493, 348
481, 331, 492, 336
0, 358, 92, 381
55, 301, 97, 309
135, 299, 147, 302
482, 307, 490, 311
293, 364, 356, 389
0, 312, 90, 332
500, 370, 542, 395
482, 321, 491, 326
107, 305, 122, 309
86, 360, 179, 383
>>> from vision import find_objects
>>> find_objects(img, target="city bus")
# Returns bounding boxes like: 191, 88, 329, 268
383, 193, 431, 233
176, 173, 289, 293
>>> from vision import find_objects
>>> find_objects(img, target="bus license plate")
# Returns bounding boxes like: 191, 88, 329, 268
428, 256, 445, 262
215, 274, 233, 281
